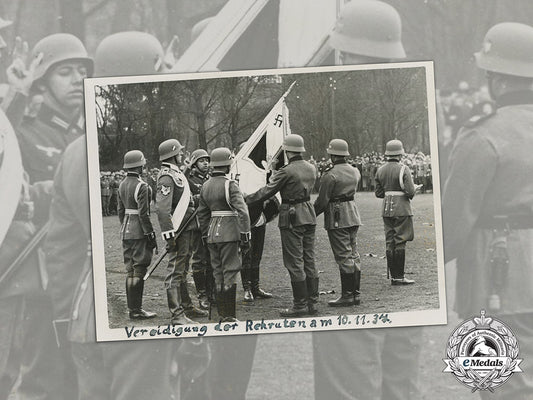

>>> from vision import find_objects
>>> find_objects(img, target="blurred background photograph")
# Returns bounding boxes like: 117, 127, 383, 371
1, 0, 532, 399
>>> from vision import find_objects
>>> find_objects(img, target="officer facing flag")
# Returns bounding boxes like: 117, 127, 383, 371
246, 134, 318, 317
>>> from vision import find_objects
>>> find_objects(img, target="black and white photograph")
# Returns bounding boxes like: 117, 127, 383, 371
2, 0, 533, 398
84, 62, 445, 341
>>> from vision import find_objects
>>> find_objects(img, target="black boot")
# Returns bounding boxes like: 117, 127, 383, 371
221, 284, 238, 322
167, 287, 197, 324
192, 271, 209, 310
240, 269, 254, 303
392, 249, 415, 285
251, 268, 273, 299
386, 250, 395, 280
180, 282, 208, 317
127, 277, 157, 319
280, 280, 308, 317
206, 268, 216, 305
328, 273, 356, 307
216, 285, 225, 320
306, 277, 319, 315
354, 270, 361, 305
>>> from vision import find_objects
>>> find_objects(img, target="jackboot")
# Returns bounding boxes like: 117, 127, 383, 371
192, 271, 209, 310
240, 269, 254, 303
392, 249, 415, 285
306, 277, 319, 315
386, 249, 395, 280
216, 286, 225, 320
127, 277, 157, 319
221, 284, 238, 322
180, 282, 208, 317
280, 280, 308, 317
251, 268, 273, 299
206, 268, 216, 305
167, 287, 197, 325
353, 270, 361, 305
328, 273, 356, 307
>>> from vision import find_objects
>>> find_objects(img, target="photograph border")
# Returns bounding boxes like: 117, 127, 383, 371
84, 61, 447, 342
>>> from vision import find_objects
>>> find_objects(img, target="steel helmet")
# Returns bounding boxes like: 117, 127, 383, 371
384, 139, 404, 156
159, 139, 183, 161
282, 134, 306, 153
210, 147, 233, 167
31, 33, 93, 83
123, 150, 146, 169
189, 149, 210, 166
327, 139, 350, 156
331, 0, 405, 60
95, 31, 165, 77
475, 22, 533, 78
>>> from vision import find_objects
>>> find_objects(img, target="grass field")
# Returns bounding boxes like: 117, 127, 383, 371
99, 191, 469, 399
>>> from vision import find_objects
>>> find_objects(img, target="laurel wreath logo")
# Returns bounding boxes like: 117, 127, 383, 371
446, 324, 519, 392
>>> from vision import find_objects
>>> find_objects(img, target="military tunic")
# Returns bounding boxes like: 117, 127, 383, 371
314, 159, 362, 274
186, 167, 211, 274
13, 96, 84, 184
118, 172, 154, 278
375, 159, 416, 251
246, 155, 317, 282
156, 162, 195, 289
197, 171, 250, 289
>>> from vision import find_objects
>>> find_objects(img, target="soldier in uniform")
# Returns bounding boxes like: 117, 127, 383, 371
246, 134, 318, 317
314, 139, 362, 307
443, 22, 533, 399
313, 3, 423, 400
12, 33, 93, 184
196, 147, 250, 322
100, 174, 111, 216
117, 150, 157, 319
156, 138, 207, 324
185, 148, 213, 310
375, 139, 417, 285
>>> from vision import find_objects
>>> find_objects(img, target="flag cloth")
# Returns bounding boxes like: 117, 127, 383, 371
230, 82, 295, 195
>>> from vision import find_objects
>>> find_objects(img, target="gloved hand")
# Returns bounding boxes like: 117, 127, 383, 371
146, 232, 158, 251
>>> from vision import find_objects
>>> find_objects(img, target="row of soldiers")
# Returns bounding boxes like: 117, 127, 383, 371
313, 151, 432, 193
120, 133, 418, 324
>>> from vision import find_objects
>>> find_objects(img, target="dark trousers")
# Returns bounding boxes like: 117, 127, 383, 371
280, 224, 317, 282
383, 216, 414, 251
122, 239, 152, 278
242, 224, 266, 270
208, 241, 241, 290
327, 226, 361, 274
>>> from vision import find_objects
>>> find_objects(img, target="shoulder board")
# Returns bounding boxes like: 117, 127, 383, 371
463, 112, 496, 128
323, 164, 333, 173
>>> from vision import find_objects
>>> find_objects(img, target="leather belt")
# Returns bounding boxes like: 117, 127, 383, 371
476, 215, 533, 230
330, 194, 354, 203
211, 211, 237, 217
385, 191, 406, 196
282, 196, 311, 205
125, 209, 139, 215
